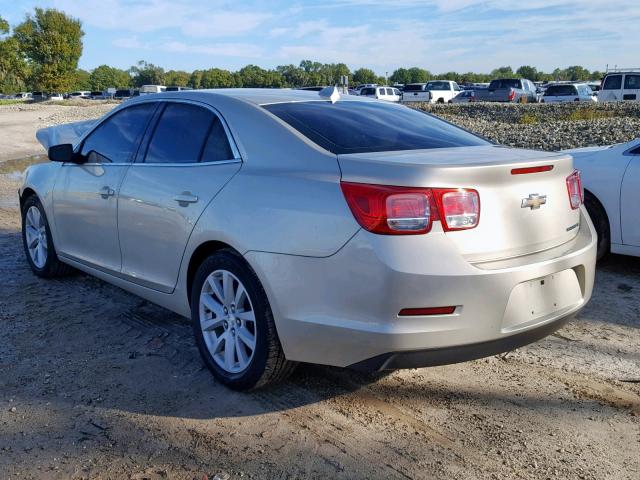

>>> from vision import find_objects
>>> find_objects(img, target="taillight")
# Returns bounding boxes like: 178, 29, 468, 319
566, 170, 583, 209
340, 182, 436, 234
340, 182, 480, 235
508, 89, 516, 101
433, 188, 480, 231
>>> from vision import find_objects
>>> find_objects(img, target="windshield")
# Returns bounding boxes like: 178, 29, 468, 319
264, 101, 488, 155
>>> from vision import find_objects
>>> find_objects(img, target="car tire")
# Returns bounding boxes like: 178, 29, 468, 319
21, 195, 72, 278
190, 250, 296, 390
584, 191, 610, 261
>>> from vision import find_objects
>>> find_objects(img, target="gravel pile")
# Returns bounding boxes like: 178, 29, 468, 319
416, 102, 640, 151
0, 101, 115, 129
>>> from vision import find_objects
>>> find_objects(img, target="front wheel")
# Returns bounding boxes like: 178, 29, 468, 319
21, 195, 72, 278
191, 250, 296, 390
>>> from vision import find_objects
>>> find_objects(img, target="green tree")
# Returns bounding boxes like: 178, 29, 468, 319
89, 64, 130, 90
200, 68, 236, 88
406, 67, 431, 83
516, 65, 539, 81
0, 15, 29, 93
188, 69, 203, 89
563, 65, 590, 81
13, 8, 83, 92
352, 68, 377, 85
129, 60, 165, 87
73, 68, 91, 90
164, 69, 190, 87
490, 66, 514, 78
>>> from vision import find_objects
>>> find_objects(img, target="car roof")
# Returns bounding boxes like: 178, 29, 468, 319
128, 88, 376, 106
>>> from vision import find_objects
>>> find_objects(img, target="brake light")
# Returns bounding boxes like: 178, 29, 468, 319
508, 89, 516, 101
511, 165, 554, 175
566, 170, 583, 209
340, 182, 480, 234
340, 182, 436, 234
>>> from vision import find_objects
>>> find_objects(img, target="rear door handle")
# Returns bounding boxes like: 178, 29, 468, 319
173, 192, 199, 206
99, 186, 115, 199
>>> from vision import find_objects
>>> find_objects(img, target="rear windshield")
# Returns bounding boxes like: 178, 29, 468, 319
263, 101, 489, 155
403, 84, 425, 92
545, 85, 576, 96
426, 81, 450, 90
489, 79, 522, 90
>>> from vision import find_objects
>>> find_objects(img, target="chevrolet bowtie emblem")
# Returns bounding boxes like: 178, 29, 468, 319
521, 193, 547, 210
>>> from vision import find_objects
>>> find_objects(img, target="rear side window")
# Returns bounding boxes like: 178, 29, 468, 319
624, 75, 640, 89
603, 75, 622, 90
145, 103, 215, 164
264, 101, 489, 155
201, 118, 234, 162
81, 103, 156, 163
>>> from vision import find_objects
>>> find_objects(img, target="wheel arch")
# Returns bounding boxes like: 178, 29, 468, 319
19, 187, 38, 210
186, 240, 243, 305
584, 188, 610, 232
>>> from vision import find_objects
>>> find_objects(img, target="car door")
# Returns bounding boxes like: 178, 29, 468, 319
623, 74, 640, 101
52, 102, 157, 271
620, 144, 640, 246
117, 100, 242, 293
601, 74, 623, 101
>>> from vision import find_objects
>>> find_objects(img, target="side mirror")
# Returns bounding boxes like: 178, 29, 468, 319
48, 144, 82, 163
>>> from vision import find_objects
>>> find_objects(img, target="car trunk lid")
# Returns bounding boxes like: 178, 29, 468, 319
338, 145, 580, 263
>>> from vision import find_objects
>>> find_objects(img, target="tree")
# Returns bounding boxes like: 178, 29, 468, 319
563, 65, 590, 81
73, 68, 91, 90
89, 64, 130, 90
129, 60, 164, 87
491, 66, 514, 78
200, 68, 236, 88
0, 15, 29, 93
516, 65, 539, 81
352, 68, 377, 85
188, 70, 204, 89
164, 69, 190, 87
13, 8, 83, 92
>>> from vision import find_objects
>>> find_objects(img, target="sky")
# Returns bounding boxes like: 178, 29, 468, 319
1, 0, 639, 75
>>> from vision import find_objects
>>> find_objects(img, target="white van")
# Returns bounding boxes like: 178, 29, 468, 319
598, 70, 640, 102
358, 86, 401, 102
140, 85, 167, 95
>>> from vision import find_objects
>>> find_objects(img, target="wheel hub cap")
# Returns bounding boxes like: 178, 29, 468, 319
24, 206, 48, 269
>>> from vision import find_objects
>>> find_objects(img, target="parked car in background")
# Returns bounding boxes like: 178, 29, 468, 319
90, 91, 108, 100
114, 89, 134, 100
451, 90, 476, 103
68, 91, 91, 99
473, 78, 538, 103
541, 83, 597, 103
32, 92, 46, 101
15, 92, 32, 99
598, 70, 640, 102
424, 80, 461, 103
140, 85, 167, 95
23, 88, 595, 390
400, 83, 429, 103
166, 86, 194, 92
49, 93, 64, 101
358, 86, 401, 102
586, 81, 601, 93
565, 138, 640, 259
355, 84, 377, 94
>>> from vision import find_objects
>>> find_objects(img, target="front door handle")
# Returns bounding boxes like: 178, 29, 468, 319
99, 186, 115, 199
173, 192, 199, 206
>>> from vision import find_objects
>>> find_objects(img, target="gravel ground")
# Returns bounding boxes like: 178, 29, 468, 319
0, 101, 639, 479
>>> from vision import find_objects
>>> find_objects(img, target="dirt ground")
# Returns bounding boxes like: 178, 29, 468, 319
0, 105, 639, 480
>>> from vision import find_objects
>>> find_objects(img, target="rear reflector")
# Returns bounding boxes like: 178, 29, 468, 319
399, 306, 456, 316
511, 165, 554, 175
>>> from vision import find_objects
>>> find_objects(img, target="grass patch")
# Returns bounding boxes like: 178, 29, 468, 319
0, 155, 47, 174
519, 113, 540, 124
0, 99, 28, 106
561, 108, 615, 121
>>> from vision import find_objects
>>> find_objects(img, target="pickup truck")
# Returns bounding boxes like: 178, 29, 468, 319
400, 83, 429, 103
401, 80, 461, 103
473, 78, 538, 103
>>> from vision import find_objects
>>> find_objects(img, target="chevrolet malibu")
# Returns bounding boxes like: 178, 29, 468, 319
20, 88, 597, 390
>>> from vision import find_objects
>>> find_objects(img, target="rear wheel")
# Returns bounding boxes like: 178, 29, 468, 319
21, 195, 72, 278
191, 250, 296, 390
584, 192, 610, 261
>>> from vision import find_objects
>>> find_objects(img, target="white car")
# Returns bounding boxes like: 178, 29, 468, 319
69, 91, 91, 99
401, 83, 429, 103
424, 80, 461, 104
358, 86, 401, 102
598, 70, 640, 102
541, 84, 597, 103
48, 93, 64, 101
566, 138, 640, 259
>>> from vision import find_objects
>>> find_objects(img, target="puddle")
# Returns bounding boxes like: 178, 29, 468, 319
0, 154, 47, 175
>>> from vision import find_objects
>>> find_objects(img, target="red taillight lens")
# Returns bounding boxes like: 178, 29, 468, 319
508, 89, 516, 101
340, 182, 436, 235
433, 188, 480, 231
340, 182, 480, 234
566, 170, 583, 210
511, 165, 554, 175
399, 306, 456, 316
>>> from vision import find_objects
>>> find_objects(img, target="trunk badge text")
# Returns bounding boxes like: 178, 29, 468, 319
521, 193, 547, 210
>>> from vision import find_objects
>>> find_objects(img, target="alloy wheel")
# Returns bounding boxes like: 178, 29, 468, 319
199, 269, 257, 374
24, 206, 48, 269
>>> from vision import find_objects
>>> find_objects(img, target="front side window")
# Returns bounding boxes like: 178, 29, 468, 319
145, 103, 219, 164
603, 75, 622, 90
624, 75, 640, 89
264, 101, 489, 155
80, 103, 156, 163
360, 87, 375, 96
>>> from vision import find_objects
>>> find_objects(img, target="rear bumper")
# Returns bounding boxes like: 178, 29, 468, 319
349, 312, 571, 371
245, 207, 596, 368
